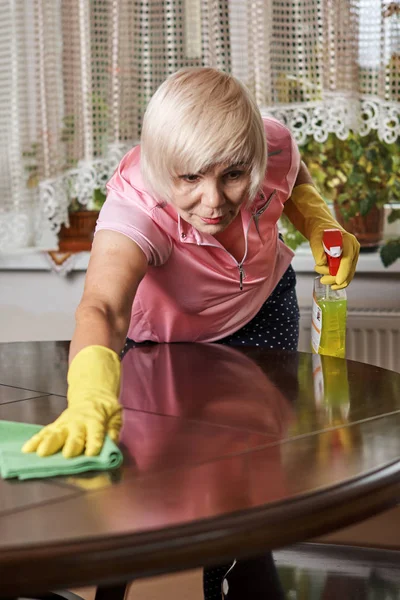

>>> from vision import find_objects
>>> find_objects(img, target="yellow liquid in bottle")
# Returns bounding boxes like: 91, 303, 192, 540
318, 298, 347, 359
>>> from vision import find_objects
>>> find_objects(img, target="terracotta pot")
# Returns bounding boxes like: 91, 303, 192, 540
333, 202, 385, 251
58, 210, 99, 252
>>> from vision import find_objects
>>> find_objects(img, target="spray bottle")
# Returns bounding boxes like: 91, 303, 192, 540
311, 229, 347, 359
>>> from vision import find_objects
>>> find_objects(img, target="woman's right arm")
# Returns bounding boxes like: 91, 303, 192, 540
69, 229, 148, 363
21, 230, 148, 458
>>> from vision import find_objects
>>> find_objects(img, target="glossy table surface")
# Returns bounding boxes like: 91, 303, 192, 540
0, 341, 400, 597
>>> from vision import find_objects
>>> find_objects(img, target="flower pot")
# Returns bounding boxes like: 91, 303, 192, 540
58, 210, 99, 252
333, 202, 385, 252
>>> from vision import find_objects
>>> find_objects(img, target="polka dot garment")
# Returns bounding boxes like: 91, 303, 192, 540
216, 264, 300, 351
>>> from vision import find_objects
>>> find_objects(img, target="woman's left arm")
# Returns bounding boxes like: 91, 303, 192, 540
293, 160, 314, 186
283, 161, 360, 290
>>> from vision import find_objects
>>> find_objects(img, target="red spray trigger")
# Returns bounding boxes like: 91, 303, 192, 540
323, 229, 343, 276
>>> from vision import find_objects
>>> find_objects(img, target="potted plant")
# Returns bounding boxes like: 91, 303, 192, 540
380, 209, 400, 267
58, 188, 106, 252
300, 131, 400, 251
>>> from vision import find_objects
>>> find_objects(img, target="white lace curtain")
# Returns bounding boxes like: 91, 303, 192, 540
1, 0, 399, 250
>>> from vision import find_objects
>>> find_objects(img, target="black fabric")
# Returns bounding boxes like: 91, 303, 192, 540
204, 555, 285, 600
216, 264, 299, 350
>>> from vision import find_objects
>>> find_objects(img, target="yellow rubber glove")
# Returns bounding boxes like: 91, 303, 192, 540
22, 345, 122, 458
283, 183, 360, 290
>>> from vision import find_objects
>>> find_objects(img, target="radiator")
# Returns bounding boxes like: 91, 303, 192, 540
299, 309, 400, 373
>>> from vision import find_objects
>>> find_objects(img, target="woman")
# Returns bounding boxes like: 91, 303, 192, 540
23, 67, 359, 599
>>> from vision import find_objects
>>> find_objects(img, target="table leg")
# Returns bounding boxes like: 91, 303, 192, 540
94, 584, 128, 600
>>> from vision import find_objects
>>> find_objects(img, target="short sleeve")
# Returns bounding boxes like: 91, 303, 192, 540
95, 175, 172, 267
263, 117, 301, 200
286, 130, 301, 198
285, 129, 301, 198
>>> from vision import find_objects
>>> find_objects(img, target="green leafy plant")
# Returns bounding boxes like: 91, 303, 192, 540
61, 91, 109, 213
380, 237, 400, 267
22, 143, 40, 189
293, 131, 400, 266
23, 110, 108, 215
280, 213, 306, 251
380, 207, 400, 266
68, 188, 106, 213
300, 131, 400, 217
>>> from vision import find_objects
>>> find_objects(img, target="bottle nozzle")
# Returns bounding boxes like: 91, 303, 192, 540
323, 229, 343, 276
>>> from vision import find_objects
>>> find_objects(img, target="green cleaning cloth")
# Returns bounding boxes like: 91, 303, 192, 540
0, 420, 123, 480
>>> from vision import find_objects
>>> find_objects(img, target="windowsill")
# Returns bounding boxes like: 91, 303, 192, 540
0, 250, 90, 271
292, 245, 400, 273
1, 245, 400, 273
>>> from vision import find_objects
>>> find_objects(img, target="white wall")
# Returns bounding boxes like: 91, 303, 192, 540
0, 270, 85, 342
1, 249, 400, 343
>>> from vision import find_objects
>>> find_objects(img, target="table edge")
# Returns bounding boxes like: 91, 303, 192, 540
1, 458, 400, 596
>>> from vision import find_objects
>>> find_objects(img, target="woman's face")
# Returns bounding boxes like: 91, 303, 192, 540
169, 162, 251, 234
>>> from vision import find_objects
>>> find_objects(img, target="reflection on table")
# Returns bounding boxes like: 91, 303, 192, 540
1, 341, 400, 598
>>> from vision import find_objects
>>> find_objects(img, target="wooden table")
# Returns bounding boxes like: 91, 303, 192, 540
1, 341, 400, 598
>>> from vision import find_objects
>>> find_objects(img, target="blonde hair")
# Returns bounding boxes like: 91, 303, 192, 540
140, 67, 267, 203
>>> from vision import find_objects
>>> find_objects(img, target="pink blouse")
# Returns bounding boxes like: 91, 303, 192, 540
96, 117, 300, 342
